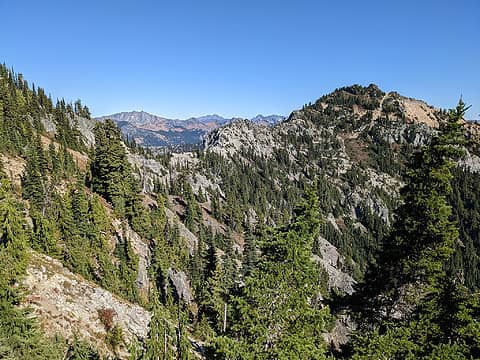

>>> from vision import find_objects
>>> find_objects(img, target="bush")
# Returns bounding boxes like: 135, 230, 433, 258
97, 308, 116, 331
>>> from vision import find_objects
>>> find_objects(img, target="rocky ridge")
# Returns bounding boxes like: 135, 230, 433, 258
97, 111, 284, 147
125, 85, 480, 292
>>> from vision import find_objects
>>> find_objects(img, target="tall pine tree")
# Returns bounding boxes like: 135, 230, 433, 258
349, 101, 480, 358
210, 182, 332, 359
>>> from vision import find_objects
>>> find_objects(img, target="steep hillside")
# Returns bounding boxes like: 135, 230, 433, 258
0, 65, 213, 359
24, 252, 151, 359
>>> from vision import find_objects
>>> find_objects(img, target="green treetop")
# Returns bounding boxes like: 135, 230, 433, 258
349, 101, 480, 359
210, 182, 332, 359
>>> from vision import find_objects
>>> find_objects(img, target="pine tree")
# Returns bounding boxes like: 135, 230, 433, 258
71, 179, 91, 237
0, 178, 29, 301
30, 211, 61, 258
143, 291, 175, 359
211, 182, 332, 359
355, 100, 468, 319
0, 175, 63, 359
90, 119, 138, 219
22, 144, 47, 212
242, 228, 258, 277
349, 101, 480, 358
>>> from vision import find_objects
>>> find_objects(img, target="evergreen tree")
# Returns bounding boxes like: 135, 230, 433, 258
143, 291, 176, 359
354, 100, 468, 319
0, 178, 29, 302
90, 119, 136, 216
211, 183, 332, 359
349, 101, 480, 358
71, 179, 91, 237
22, 143, 47, 212
242, 228, 258, 277
0, 175, 63, 359
65, 337, 101, 360
30, 211, 62, 258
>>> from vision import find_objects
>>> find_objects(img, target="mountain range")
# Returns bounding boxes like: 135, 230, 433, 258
2, 60, 480, 359
95, 111, 284, 147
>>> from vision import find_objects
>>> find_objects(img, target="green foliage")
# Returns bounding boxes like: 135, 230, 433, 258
210, 183, 333, 358
106, 324, 124, 352
0, 65, 39, 154
74, 99, 91, 119
349, 101, 480, 359
22, 137, 48, 212
350, 277, 480, 359
0, 179, 29, 301
242, 228, 258, 276
5, 63, 480, 360
30, 210, 62, 257
142, 292, 177, 359
319, 84, 384, 112
0, 176, 64, 359
113, 228, 139, 302
393, 104, 465, 285
65, 337, 101, 360
449, 167, 480, 290
50, 181, 140, 303
202, 254, 238, 333
90, 119, 137, 217
53, 99, 86, 151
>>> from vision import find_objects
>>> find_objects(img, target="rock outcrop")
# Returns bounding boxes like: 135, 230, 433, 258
314, 237, 356, 295
23, 252, 151, 359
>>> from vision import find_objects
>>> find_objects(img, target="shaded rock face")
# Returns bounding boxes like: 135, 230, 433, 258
460, 149, 480, 173
164, 207, 199, 255
323, 314, 356, 351
111, 219, 151, 296
23, 252, 151, 359
128, 152, 169, 194
41, 114, 57, 134
313, 237, 356, 295
166, 268, 193, 304
41, 114, 96, 147
127, 226, 151, 293
75, 115, 96, 147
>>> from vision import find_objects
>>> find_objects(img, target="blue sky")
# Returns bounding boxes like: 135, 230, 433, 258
1, 0, 479, 119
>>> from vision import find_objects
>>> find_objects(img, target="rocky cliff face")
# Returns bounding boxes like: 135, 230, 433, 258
112, 218, 151, 296
41, 114, 96, 147
24, 252, 151, 359
200, 86, 480, 225
314, 237, 356, 295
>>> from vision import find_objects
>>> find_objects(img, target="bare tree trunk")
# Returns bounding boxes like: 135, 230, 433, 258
223, 302, 227, 333
164, 321, 167, 360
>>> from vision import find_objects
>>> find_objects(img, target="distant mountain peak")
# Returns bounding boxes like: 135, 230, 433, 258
95, 111, 284, 147
250, 114, 285, 125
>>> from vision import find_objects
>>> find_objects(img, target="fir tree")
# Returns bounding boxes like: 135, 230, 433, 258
349, 101, 480, 358
90, 119, 136, 216
211, 182, 332, 359
0, 175, 63, 359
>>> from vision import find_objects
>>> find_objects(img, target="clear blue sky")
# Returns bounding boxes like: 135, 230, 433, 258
1, 0, 479, 119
